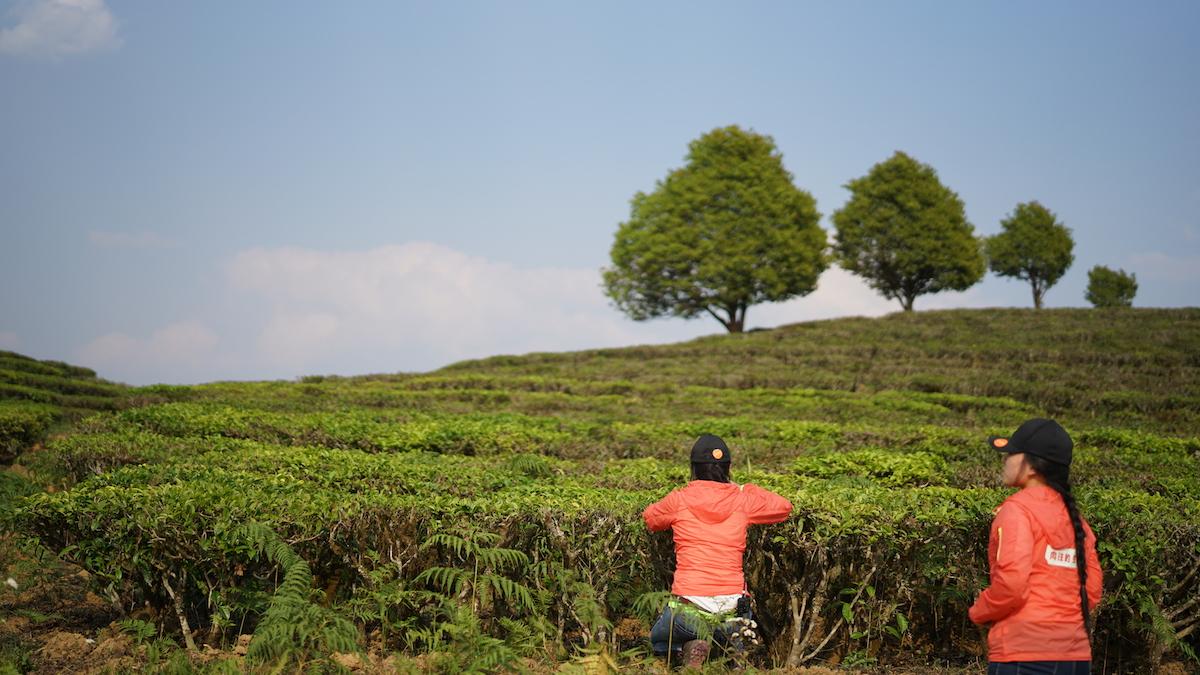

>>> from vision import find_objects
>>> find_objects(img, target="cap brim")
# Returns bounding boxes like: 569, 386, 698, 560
988, 435, 1016, 452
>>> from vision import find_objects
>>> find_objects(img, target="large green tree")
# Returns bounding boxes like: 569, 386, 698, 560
602, 126, 828, 333
831, 151, 985, 311
985, 201, 1075, 309
1086, 265, 1138, 308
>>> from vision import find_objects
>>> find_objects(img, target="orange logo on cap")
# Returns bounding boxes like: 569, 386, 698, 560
994, 438, 1009, 448
712, 449, 724, 460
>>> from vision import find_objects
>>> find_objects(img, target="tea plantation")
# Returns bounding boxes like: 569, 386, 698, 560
0, 350, 125, 461
3, 308, 1198, 672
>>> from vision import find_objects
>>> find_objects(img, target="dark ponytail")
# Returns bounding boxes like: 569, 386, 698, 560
1027, 454, 1093, 641
691, 461, 731, 483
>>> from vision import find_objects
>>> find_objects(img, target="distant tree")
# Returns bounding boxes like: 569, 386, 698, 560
985, 201, 1075, 309
831, 151, 985, 311
1086, 265, 1138, 307
602, 126, 828, 333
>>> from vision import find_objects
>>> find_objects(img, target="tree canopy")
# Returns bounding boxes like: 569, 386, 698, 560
985, 201, 1075, 309
831, 151, 984, 311
602, 126, 828, 333
1086, 265, 1138, 308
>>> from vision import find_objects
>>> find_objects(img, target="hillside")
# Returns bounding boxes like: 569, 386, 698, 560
444, 308, 1200, 432
3, 308, 1198, 673
0, 350, 125, 462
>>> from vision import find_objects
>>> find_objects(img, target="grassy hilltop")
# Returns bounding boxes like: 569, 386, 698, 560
445, 307, 1199, 432
2, 308, 1198, 673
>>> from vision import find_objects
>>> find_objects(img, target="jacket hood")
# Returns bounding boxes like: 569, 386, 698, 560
680, 480, 743, 524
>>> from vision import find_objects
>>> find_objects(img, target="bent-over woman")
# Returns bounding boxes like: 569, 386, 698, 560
643, 434, 792, 667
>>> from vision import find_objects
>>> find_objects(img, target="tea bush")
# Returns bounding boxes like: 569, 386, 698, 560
17, 437, 1200, 670
0, 402, 56, 459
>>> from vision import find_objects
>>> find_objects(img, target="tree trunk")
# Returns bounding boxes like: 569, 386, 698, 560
705, 306, 738, 332
901, 295, 915, 312
708, 305, 746, 332
728, 305, 746, 333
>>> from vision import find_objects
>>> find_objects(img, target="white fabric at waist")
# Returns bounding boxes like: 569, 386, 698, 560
681, 594, 742, 614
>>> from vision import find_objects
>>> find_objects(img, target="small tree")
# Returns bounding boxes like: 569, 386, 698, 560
603, 126, 828, 333
831, 151, 985, 311
1086, 266, 1137, 308
985, 201, 1075, 309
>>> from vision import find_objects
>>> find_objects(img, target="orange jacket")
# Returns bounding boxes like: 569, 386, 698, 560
969, 485, 1103, 662
643, 480, 792, 596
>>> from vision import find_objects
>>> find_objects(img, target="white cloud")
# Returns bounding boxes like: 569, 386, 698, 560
88, 230, 178, 249
748, 267, 895, 327
751, 266, 1006, 326
913, 281, 1003, 312
256, 312, 341, 369
1127, 252, 1200, 283
77, 320, 219, 384
0, 331, 19, 351
0, 0, 119, 58
226, 242, 689, 373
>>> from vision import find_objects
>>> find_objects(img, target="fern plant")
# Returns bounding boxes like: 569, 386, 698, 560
118, 618, 157, 645
412, 527, 543, 671
343, 550, 442, 653
235, 523, 360, 668
423, 604, 521, 674
416, 529, 535, 616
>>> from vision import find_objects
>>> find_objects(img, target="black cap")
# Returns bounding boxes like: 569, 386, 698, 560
988, 418, 1073, 466
690, 434, 731, 464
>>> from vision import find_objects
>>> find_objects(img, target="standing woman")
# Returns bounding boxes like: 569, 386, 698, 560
970, 419, 1103, 675
643, 434, 792, 667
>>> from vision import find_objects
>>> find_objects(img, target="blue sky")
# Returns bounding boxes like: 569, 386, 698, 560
2, 1, 1198, 384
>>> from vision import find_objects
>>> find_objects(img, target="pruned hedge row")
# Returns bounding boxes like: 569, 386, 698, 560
75, 404, 1199, 498
86, 402, 1012, 463
0, 382, 59, 405
0, 381, 122, 411
0, 401, 57, 460
0, 351, 97, 379
128, 378, 1044, 436
15, 439, 1199, 671
0, 367, 125, 398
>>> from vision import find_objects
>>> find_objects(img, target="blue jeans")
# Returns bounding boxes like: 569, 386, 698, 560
649, 598, 752, 656
988, 662, 1090, 675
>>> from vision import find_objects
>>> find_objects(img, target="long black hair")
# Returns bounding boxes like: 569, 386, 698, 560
1026, 454, 1093, 641
691, 461, 730, 483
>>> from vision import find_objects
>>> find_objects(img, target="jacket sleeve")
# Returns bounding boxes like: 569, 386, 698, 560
969, 503, 1035, 625
643, 491, 679, 532
1083, 520, 1103, 610
742, 484, 793, 525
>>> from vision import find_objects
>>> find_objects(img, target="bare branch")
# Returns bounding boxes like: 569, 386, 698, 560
1168, 557, 1200, 597
162, 572, 196, 651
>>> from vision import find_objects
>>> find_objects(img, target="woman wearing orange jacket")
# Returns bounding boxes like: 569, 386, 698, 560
970, 419, 1103, 675
643, 434, 793, 667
